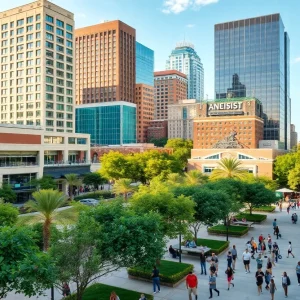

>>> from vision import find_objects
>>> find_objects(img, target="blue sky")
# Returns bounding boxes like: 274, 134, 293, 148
4, 0, 300, 132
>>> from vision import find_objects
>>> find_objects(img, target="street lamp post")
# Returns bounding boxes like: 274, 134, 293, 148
179, 233, 182, 263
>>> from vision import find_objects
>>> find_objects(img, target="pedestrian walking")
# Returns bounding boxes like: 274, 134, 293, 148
274, 226, 280, 240
211, 253, 219, 276
273, 242, 279, 263
231, 245, 237, 270
273, 219, 277, 235
279, 202, 282, 212
227, 251, 233, 268
287, 205, 290, 214
225, 266, 234, 290
199, 250, 207, 275
269, 279, 276, 300
296, 261, 300, 285
271, 249, 276, 267
186, 271, 198, 300
265, 270, 271, 290
208, 272, 220, 298
210, 262, 216, 275
256, 254, 263, 269
267, 234, 272, 253
281, 272, 290, 298
242, 248, 251, 273
255, 267, 265, 296
62, 282, 71, 297
151, 265, 160, 294
266, 257, 273, 275
287, 241, 295, 258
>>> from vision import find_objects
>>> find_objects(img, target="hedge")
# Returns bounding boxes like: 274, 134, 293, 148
128, 260, 193, 284
65, 283, 153, 300
246, 206, 276, 213
236, 213, 267, 222
208, 225, 249, 237
196, 238, 229, 255
74, 191, 113, 201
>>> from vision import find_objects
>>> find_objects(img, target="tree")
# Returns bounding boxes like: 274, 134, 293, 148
50, 202, 165, 300
173, 186, 230, 240
24, 189, 67, 251
0, 184, 17, 203
184, 170, 208, 186
166, 173, 184, 186
112, 178, 137, 201
149, 137, 168, 147
0, 202, 19, 226
0, 226, 56, 299
31, 175, 57, 190
243, 174, 279, 191
288, 164, 300, 190
165, 138, 193, 167
65, 173, 81, 200
242, 182, 276, 214
210, 158, 248, 180
130, 180, 195, 238
83, 172, 106, 190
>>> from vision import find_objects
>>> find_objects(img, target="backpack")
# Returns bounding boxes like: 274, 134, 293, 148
287, 276, 291, 286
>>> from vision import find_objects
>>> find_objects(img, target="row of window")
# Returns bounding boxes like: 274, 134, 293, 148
46, 15, 73, 32
45, 120, 73, 128
1, 15, 40, 30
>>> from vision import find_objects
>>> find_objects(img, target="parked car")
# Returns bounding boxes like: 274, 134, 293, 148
79, 199, 99, 206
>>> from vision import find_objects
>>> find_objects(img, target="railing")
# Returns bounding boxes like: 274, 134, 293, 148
0, 162, 38, 168
44, 160, 91, 167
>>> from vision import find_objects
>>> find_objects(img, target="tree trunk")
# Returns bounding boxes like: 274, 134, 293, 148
249, 206, 252, 215
43, 218, 51, 251
124, 192, 127, 202
69, 184, 73, 200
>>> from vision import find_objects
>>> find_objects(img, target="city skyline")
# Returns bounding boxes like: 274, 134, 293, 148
1, 0, 300, 133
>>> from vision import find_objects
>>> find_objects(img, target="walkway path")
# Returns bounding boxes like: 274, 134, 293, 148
7, 206, 300, 299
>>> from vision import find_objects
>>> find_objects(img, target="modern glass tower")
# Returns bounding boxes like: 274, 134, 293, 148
136, 41, 154, 86
166, 42, 204, 101
215, 14, 291, 149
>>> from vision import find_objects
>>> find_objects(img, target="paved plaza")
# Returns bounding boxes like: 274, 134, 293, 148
7, 205, 300, 300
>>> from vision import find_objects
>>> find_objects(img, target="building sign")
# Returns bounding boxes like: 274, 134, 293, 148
208, 102, 243, 111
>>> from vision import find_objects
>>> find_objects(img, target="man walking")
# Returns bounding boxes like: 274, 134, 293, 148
273, 242, 279, 263
151, 265, 160, 294
186, 271, 198, 300
242, 248, 251, 273
199, 250, 207, 275
287, 241, 295, 258
208, 272, 220, 299
296, 261, 300, 286
272, 219, 277, 235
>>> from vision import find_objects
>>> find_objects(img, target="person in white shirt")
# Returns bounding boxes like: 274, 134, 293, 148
242, 248, 251, 273
287, 241, 295, 258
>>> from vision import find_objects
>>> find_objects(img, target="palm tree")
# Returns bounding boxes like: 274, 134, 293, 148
112, 178, 137, 201
24, 189, 67, 251
166, 173, 184, 186
184, 170, 208, 185
210, 157, 247, 180
65, 173, 81, 200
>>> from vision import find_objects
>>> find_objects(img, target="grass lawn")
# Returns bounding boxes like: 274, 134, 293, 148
128, 259, 193, 284
246, 206, 276, 213
236, 213, 267, 222
196, 238, 229, 255
208, 225, 249, 237
66, 283, 153, 300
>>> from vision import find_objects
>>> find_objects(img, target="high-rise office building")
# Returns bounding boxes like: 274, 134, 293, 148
154, 70, 187, 120
215, 14, 291, 149
290, 124, 298, 149
0, 0, 75, 133
166, 42, 204, 101
75, 20, 136, 105
135, 42, 154, 143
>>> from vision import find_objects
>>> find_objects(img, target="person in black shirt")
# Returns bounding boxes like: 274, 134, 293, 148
169, 245, 177, 258
210, 262, 216, 275
152, 266, 160, 294
255, 268, 264, 296
199, 250, 207, 275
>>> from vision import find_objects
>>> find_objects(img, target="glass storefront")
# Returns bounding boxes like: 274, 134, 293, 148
0, 152, 38, 167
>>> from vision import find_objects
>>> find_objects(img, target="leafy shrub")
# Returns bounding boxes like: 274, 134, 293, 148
0, 202, 19, 226
128, 260, 193, 284
236, 213, 267, 222
246, 206, 276, 212
74, 191, 113, 201
195, 238, 229, 255
208, 225, 249, 237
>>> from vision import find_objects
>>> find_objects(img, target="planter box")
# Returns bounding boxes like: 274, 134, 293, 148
236, 213, 267, 223
128, 274, 186, 288
208, 225, 249, 237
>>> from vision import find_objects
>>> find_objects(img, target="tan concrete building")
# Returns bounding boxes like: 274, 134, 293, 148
0, 0, 75, 133
194, 97, 264, 149
154, 70, 187, 120
168, 99, 198, 140
188, 148, 286, 179
291, 124, 298, 149
75, 20, 136, 105
135, 84, 154, 143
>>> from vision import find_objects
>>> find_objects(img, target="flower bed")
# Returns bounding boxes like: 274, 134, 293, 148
128, 260, 193, 287
208, 225, 249, 237
236, 213, 267, 222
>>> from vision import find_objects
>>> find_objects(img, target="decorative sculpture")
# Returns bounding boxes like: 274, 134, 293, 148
212, 131, 245, 149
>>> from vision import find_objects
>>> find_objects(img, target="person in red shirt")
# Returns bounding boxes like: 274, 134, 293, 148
186, 271, 198, 300
258, 234, 264, 243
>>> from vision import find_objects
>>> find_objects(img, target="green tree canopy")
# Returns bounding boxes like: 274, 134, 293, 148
112, 178, 137, 201
0, 202, 19, 226
0, 226, 56, 299
242, 174, 279, 191
31, 175, 57, 190
165, 138, 193, 167
173, 186, 230, 240
184, 170, 209, 186
50, 201, 165, 300
288, 164, 300, 190
148, 137, 168, 147
210, 158, 248, 180
0, 184, 17, 203
83, 172, 106, 189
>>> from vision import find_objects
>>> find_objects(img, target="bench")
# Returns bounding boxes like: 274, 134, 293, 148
172, 244, 211, 256
232, 221, 254, 227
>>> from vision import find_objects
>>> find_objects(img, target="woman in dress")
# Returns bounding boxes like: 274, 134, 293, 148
269, 278, 276, 300
225, 266, 234, 290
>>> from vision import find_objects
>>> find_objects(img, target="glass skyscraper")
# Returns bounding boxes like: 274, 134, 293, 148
136, 41, 154, 86
166, 42, 204, 101
75, 102, 136, 145
215, 14, 291, 149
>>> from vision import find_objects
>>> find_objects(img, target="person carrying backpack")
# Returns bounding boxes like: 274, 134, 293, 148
282, 271, 291, 298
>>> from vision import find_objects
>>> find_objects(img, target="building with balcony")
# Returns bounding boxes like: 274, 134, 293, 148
0, 124, 90, 202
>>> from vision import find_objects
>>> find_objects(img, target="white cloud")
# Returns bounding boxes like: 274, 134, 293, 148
186, 24, 195, 28
162, 0, 219, 14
